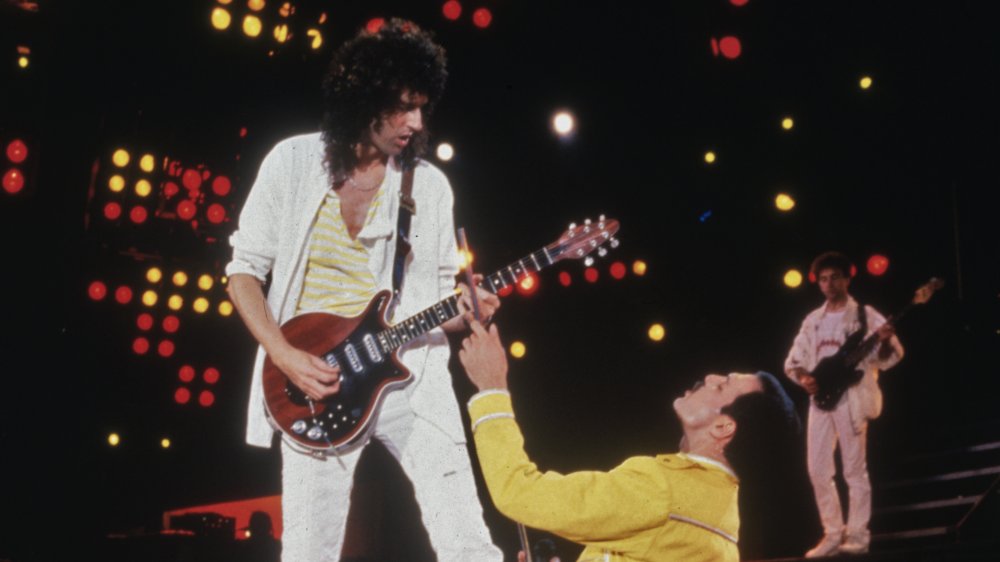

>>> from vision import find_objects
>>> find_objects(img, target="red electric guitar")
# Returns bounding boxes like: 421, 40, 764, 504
263, 217, 620, 454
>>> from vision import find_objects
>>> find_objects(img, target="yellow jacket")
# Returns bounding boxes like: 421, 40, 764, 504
468, 391, 740, 561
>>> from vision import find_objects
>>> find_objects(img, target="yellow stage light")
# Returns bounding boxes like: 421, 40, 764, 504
146, 267, 163, 284
860, 76, 873, 90
142, 290, 159, 307
18, 56, 29, 69
243, 15, 262, 37
458, 249, 474, 269
211, 7, 232, 30
139, 154, 155, 172
198, 274, 214, 291
436, 143, 455, 162
280, 2, 293, 17
248, 0, 265, 11
217, 0, 233, 4
552, 111, 575, 136
173, 271, 189, 287
108, 433, 121, 447
307, 29, 323, 50
168, 295, 184, 311
775, 193, 796, 211
633, 260, 648, 276
782, 117, 794, 130
274, 24, 289, 43
194, 297, 210, 314
109, 175, 126, 192
510, 341, 526, 358
648, 323, 666, 342
161, 438, 172, 449
704, 151, 716, 164
112, 149, 130, 167
135, 179, 152, 198
219, 301, 235, 316
784, 269, 803, 288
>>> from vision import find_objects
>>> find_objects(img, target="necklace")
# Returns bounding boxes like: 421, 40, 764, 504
346, 176, 381, 192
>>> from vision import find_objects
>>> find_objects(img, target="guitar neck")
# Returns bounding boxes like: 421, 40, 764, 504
377, 246, 556, 353
846, 303, 911, 365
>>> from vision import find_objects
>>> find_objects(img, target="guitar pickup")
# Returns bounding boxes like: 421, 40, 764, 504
363, 334, 383, 363
343, 343, 364, 374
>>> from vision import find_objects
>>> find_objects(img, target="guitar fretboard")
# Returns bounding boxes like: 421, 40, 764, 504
376, 246, 556, 353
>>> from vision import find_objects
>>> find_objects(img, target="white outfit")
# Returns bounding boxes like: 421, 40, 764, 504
226, 133, 502, 562
785, 297, 903, 541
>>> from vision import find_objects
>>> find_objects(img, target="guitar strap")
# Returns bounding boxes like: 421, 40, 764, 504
856, 300, 868, 335
392, 165, 416, 306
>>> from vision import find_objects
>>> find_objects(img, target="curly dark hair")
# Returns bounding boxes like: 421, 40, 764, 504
320, 18, 447, 178
720, 371, 801, 479
809, 251, 853, 280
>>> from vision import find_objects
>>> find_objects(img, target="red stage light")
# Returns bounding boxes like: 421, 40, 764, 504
730, 0, 749, 5
497, 284, 514, 297
163, 181, 180, 198
610, 262, 627, 280
3, 168, 24, 194
719, 36, 742, 59
204, 367, 220, 385
199, 390, 216, 407
584, 268, 599, 283
367, 18, 385, 33
710, 38, 719, 56
163, 315, 180, 333
516, 272, 539, 296
129, 206, 148, 224
558, 271, 572, 287
158, 340, 175, 358
137, 313, 154, 331
104, 202, 122, 220
472, 8, 492, 28
182, 169, 202, 192
442, 0, 461, 20
211, 176, 231, 196
207, 203, 227, 224
175, 387, 192, 405
88, 281, 108, 301
133, 337, 150, 355
867, 254, 890, 276
6, 139, 28, 164
177, 200, 197, 220
115, 286, 134, 304
179, 365, 196, 383
239, 127, 248, 138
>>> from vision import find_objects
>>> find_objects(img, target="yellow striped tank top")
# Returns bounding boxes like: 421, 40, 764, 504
296, 187, 384, 316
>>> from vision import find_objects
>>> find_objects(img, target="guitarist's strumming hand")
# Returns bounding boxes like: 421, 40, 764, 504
788, 367, 819, 395
459, 320, 509, 391
272, 344, 341, 401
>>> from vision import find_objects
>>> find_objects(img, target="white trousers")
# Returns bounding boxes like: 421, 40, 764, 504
806, 399, 871, 540
280, 392, 503, 562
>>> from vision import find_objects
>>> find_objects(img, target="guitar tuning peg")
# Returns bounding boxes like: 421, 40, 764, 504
569, 222, 577, 230
584, 256, 595, 267
584, 218, 592, 225
599, 214, 605, 221
609, 237, 620, 249
597, 247, 608, 258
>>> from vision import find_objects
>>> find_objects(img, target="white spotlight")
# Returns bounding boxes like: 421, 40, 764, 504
552, 111, 575, 136
436, 143, 455, 162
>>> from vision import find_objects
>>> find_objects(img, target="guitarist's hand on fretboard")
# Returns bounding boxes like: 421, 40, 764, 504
876, 324, 897, 360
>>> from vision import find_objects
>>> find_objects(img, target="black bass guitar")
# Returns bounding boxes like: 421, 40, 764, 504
812, 277, 944, 410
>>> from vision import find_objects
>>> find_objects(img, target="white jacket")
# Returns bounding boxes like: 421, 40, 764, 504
225, 133, 465, 447
784, 297, 904, 433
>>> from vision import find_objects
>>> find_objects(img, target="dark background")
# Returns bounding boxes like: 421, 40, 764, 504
1, 0, 998, 560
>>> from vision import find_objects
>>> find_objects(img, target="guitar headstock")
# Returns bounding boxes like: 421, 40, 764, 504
546, 216, 621, 265
913, 277, 945, 305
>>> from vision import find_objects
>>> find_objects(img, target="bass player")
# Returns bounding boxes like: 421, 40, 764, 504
785, 251, 904, 557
